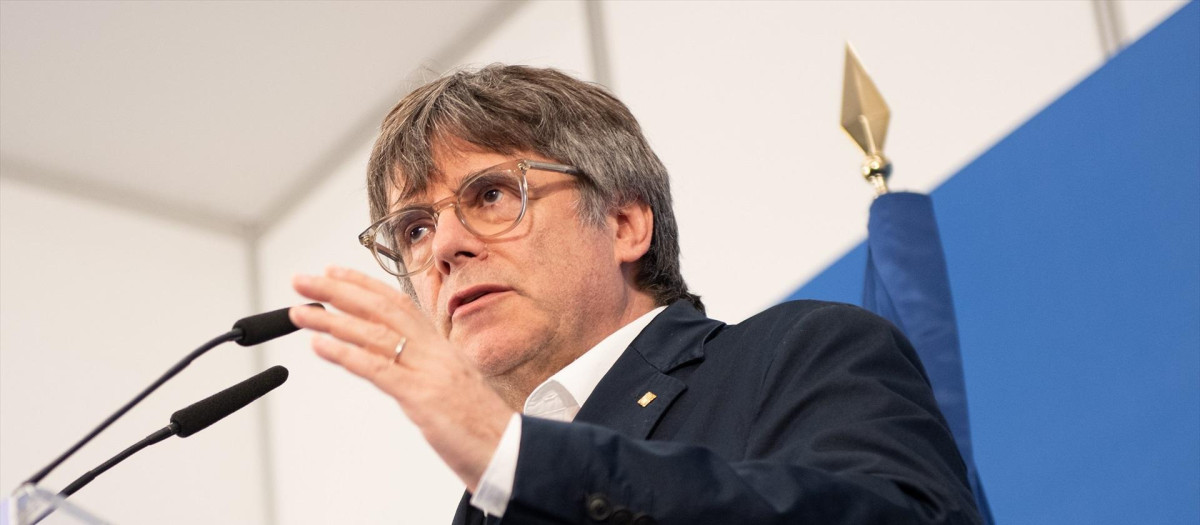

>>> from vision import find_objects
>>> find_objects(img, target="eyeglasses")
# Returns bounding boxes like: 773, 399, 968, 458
359, 159, 583, 277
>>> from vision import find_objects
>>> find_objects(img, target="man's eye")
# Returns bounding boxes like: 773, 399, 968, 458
480, 188, 504, 204
391, 217, 433, 247
407, 224, 432, 244
462, 173, 519, 208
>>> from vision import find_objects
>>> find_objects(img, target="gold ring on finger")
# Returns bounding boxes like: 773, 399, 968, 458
392, 337, 407, 364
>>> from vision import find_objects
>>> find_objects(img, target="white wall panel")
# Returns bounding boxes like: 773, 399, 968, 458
1118, 0, 1187, 45
0, 177, 262, 524
256, 2, 593, 523
458, 0, 592, 76
602, 0, 1106, 323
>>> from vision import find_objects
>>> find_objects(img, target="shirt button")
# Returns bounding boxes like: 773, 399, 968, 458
586, 494, 613, 521
610, 508, 634, 525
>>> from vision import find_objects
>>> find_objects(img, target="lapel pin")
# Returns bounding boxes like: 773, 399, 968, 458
637, 391, 658, 407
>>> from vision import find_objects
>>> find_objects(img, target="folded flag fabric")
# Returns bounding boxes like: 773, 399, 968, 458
863, 191, 993, 523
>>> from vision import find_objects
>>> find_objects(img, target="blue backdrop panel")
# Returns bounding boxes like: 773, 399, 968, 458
786, 2, 1200, 524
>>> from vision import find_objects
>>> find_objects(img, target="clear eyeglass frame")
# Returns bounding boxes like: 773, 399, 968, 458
358, 159, 583, 278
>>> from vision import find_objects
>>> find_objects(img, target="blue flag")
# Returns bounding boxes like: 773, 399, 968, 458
863, 191, 993, 523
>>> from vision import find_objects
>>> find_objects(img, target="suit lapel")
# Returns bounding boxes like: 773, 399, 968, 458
451, 490, 483, 525
575, 300, 722, 439
452, 302, 720, 523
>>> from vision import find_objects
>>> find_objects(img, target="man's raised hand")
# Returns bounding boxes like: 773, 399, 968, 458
289, 265, 513, 492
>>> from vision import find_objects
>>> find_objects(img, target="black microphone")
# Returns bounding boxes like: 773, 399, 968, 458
233, 304, 321, 346
22, 304, 321, 488
28, 367, 289, 524
170, 365, 288, 437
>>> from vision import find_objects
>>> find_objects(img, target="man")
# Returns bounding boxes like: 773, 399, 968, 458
289, 65, 981, 524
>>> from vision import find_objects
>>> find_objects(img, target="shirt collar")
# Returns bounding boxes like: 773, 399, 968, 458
523, 306, 667, 421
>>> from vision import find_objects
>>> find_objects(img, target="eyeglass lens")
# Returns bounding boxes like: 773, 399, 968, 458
372, 168, 526, 275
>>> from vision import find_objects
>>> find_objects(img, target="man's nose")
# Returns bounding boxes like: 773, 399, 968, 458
431, 208, 486, 276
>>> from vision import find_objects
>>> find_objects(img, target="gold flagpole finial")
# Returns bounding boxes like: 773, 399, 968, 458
840, 42, 892, 195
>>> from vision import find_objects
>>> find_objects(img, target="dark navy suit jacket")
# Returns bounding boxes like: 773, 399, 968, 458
453, 300, 982, 524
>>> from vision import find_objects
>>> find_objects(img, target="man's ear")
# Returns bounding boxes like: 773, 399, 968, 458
610, 200, 654, 265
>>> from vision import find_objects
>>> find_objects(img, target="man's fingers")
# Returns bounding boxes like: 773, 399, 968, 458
326, 266, 415, 307
325, 266, 432, 337
311, 335, 404, 388
292, 273, 415, 336
290, 305, 400, 359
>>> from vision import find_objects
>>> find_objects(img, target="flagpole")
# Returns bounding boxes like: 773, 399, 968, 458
840, 43, 995, 524
840, 43, 892, 196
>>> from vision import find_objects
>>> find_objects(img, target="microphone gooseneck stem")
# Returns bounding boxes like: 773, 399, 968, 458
56, 423, 179, 499
22, 329, 242, 487
29, 423, 180, 525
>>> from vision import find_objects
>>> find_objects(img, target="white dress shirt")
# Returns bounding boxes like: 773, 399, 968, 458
470, 306, 667, 517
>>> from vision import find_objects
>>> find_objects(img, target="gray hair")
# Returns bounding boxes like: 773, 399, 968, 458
366, 64, 702, 312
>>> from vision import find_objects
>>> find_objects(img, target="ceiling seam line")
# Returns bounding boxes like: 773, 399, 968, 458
584, 0, 613, 89
1091, 0, 1125, 58
1104, 0, 1127, 52
0, 166, 250, 239
242, 232, 280, 525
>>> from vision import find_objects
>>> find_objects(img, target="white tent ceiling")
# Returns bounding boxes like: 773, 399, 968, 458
0, 0, 518, 233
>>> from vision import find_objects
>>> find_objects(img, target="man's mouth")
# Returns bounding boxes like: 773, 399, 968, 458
448, 284, 511, 319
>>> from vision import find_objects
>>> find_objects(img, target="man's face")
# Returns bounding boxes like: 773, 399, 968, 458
394, 145, 629, 389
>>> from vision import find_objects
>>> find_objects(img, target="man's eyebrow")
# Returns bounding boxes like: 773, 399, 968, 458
390, 161, 512, 211
448, 163, 509, 187
393, 196, 433, 211
389, 191, 427, 212
462, 164, 499, 179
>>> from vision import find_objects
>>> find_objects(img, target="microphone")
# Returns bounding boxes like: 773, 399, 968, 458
170, 365, 288, 437
21, 304, 321, 488
232, 305, 319, 346
26, 367, 289, 524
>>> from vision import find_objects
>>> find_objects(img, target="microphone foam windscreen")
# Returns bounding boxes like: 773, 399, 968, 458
233, 303, 323, 346
170, 366, 289, 438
